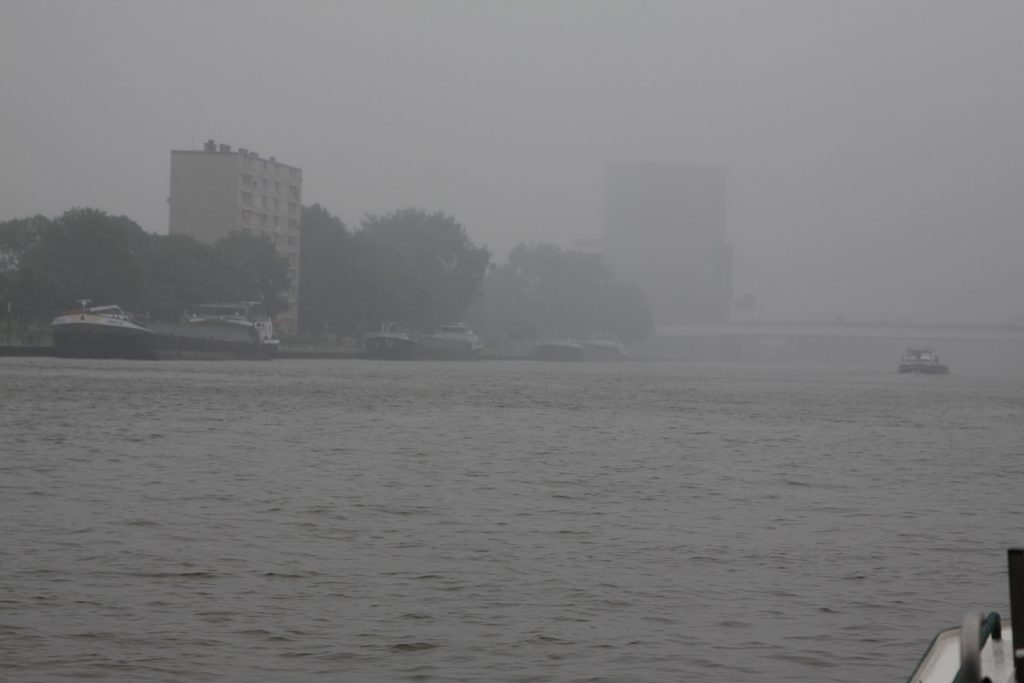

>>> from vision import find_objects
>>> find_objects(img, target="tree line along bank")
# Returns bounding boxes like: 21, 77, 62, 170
0, 205, 654, 349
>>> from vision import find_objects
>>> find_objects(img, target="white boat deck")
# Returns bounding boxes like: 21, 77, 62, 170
909, 625, 1015, 683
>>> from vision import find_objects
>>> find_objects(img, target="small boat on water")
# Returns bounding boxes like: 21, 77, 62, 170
363, 322, 482, 360
908, 548, 1023, 683
899, 347, 949, 374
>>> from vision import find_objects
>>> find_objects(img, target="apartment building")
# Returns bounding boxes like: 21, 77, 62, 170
168, 139, 302, 333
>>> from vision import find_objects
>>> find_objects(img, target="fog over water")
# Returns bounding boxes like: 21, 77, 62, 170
1, 1, 1022, 324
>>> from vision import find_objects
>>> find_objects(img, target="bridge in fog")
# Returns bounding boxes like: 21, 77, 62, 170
656, 322, 1024, 344
648, 321, 1024, 368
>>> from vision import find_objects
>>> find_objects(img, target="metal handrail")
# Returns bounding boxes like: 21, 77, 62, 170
953, 611, 1002, 683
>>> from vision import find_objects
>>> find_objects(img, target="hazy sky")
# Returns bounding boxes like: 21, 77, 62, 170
1, 1, 1021, 324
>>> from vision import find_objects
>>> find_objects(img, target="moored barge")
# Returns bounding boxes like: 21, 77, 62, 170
51, 301, 278, 360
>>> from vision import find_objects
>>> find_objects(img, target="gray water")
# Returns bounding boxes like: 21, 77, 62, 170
2, 358, 1023, 682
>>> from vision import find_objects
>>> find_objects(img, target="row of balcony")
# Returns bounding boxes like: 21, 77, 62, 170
241, 175, 301, 202
241, 158, 302, 184
241, 192, 300, 216
240, 209, 299, 231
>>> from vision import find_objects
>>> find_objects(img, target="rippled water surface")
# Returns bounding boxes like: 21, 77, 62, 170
2, 357, 1024, 682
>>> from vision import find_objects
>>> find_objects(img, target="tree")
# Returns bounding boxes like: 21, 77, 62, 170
356, 208, 490, 331
298, 204, 353, 336
140, 233, 222, 321
0, 215, 48, 311
0, 209, 292, 324
212, 231, 291, 317
5, 209, 150, 321
470, 242, 655, 345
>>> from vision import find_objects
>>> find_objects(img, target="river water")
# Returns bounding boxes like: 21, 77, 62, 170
2, 357, 1023, 682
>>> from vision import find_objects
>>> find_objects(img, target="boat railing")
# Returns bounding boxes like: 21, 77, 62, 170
956, 611, 1002, 683
377, 322, 408, 334
910, 549, 1024, 683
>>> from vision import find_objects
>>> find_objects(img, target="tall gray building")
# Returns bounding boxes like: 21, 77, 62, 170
603, 162, 732, 325
169, 139, 302, 333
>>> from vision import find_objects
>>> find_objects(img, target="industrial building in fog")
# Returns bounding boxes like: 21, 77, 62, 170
168, 140, 302, 333
603, 162, 733, 325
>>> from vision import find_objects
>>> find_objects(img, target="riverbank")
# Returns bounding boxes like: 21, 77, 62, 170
0, 345, 54, 357
0, 344, 534, 361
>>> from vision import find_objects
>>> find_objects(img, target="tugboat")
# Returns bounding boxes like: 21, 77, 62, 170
907, 548, 1024, 682
899, 347, 949, 374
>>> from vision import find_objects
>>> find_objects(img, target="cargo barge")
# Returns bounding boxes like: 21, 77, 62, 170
51, 301, 278, 360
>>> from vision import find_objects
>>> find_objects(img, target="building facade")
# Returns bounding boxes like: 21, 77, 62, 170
169, 140, 302, 333
603, 162, 732, 325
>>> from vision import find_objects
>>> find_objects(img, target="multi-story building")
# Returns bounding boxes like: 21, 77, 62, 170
603, 161, 733, 325
168, 139, 302, 333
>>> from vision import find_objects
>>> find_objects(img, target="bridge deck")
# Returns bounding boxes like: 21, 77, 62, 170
656, 323, 1024, 343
